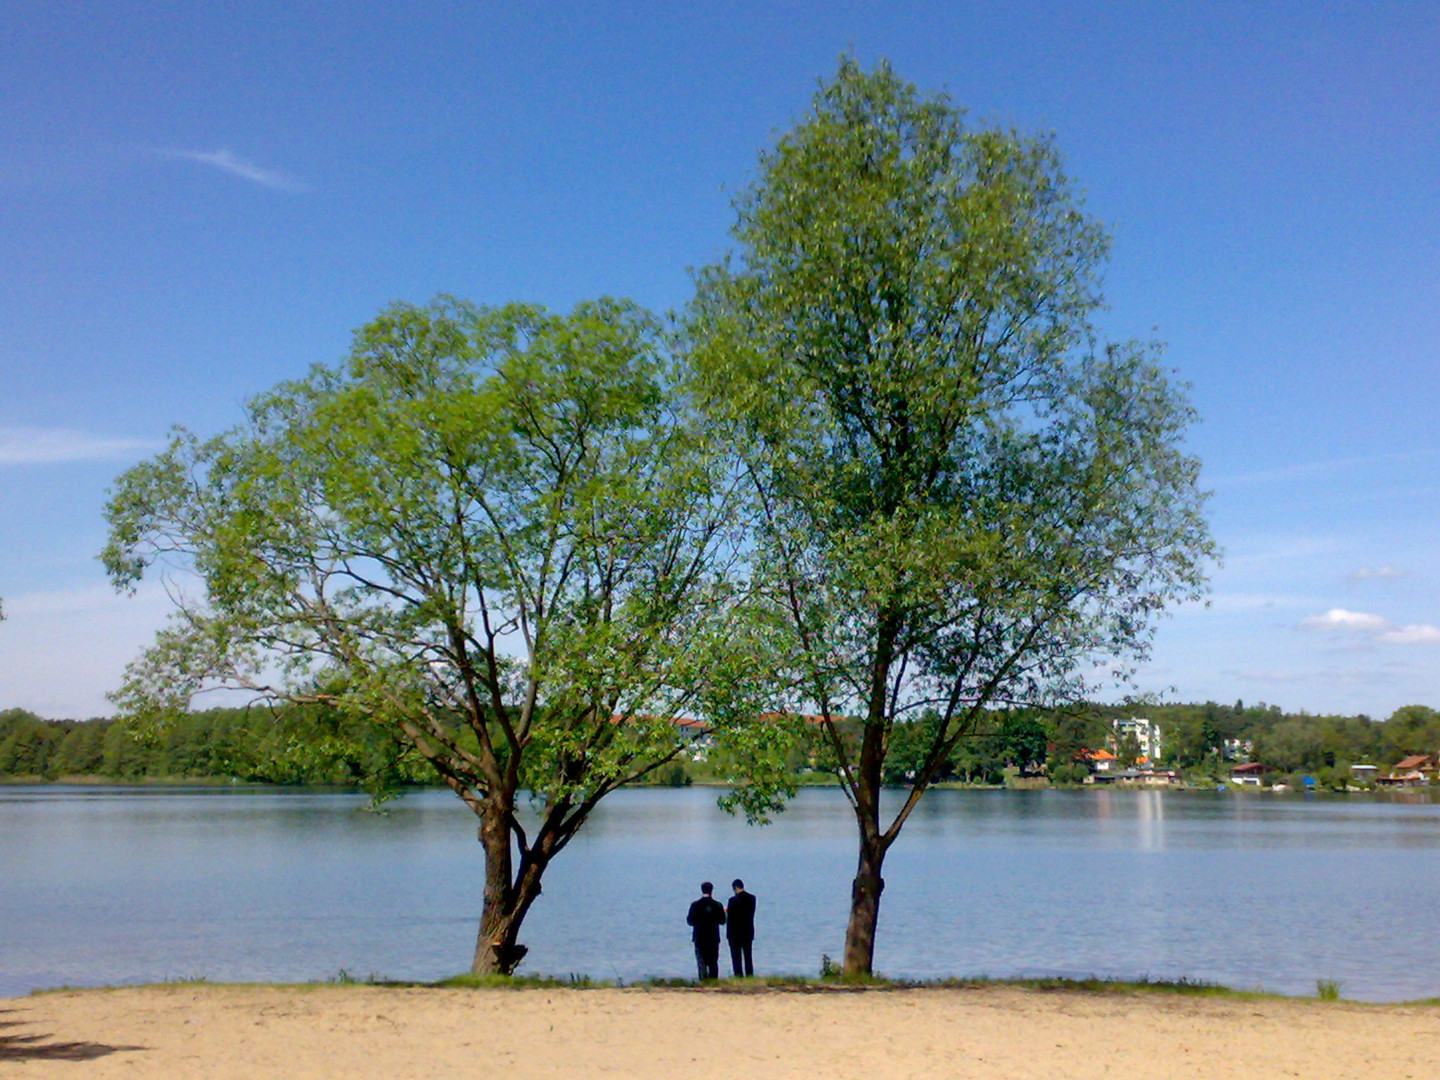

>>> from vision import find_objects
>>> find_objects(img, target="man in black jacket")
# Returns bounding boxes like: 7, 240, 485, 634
686, 881, 726, 980
726, 878, 756, 977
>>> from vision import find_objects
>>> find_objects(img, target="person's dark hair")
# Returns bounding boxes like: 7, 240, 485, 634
701, 881, 713, 894
732, 879, 744, 890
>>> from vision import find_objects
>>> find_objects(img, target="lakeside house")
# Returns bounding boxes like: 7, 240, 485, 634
1089, 767, 1176, 786
1082, 748, 1117, 772
1077, 748, 1176, 785
1229, 762, 1271, 786
1376, 754, 1435, 787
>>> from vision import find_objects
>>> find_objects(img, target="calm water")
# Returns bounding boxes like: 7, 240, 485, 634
2, 785, 1439, 1001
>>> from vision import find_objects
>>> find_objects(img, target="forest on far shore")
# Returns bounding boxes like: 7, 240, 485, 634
4, 700, 1438, 793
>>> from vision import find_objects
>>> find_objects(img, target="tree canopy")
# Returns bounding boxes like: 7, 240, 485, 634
100, 57, 1221, 983
103, 296, 761, 974
689, 58, 1216, 974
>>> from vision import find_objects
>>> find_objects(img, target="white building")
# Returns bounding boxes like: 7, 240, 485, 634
1112, 716, 1163, 762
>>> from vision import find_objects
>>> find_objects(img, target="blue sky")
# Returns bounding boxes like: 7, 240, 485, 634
2, 0, 1436, 719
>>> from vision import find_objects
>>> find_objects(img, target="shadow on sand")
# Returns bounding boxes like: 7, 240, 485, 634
0, 1006, 147, 1063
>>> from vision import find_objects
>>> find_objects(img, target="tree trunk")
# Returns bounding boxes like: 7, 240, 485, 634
471, 896, 531, 976
470, 803, 547, 976
842, 606, 900, 977
842, 833, 887, 976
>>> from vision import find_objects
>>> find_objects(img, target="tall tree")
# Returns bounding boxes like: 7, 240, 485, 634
104, 296, 757, 975
689, 59, 1215, 975
1379, 705, 1440, 762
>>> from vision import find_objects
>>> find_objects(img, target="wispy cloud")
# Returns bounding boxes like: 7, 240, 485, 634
1226, 666, 1407, 688
1, 582, 169, 619
1379, 624, 1440, 645
1223, 534, 1346, 569
1350, 565, 1408, 582
158, 147, 308, 192
1299, 608, 1440, 646
1226, 668, 1315, 684
1176, 591, 1308, 615
0, 426, 159, 465
1209, 451, 1427, 489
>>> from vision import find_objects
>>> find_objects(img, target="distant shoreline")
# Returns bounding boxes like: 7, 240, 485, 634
2, 775, 1428, 796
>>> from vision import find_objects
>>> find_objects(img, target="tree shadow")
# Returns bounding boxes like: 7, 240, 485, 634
0, 1007, 147, 1063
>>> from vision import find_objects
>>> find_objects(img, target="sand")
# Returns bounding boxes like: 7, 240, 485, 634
2, 983, 1437, 1079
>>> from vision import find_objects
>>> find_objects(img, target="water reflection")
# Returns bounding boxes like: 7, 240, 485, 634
2, 785, 1438, 1001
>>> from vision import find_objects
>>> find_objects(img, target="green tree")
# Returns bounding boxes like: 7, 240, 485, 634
1164, 705, 1223, 767
1116, 730, 1142, 769
1044, 706, 1107, 770
51, 721, 108, 776
1200, 712, 1221, 758
104, 296, 762, 975
101, 715, 150, 777
881, 710, 946, 784
0, 710, 57, 777
0, 708, 43, 747
993, 712, 1049, 773
1379, 705, 1440, 763
689, 59, 1214, 975
237, 702, 438, 790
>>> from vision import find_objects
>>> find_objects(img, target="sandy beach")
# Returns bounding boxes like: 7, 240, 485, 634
3, 983, 1437, 1079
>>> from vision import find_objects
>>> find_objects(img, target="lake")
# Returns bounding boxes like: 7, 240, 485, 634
2, 784, 1438, 1001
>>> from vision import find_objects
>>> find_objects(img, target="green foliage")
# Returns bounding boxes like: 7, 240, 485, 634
691, 55, 1214, 778
1116, 730, 1143, 769
101, 294, 773, 973
1161, 703, 1224, 766
875, 709, 1051, 785
1250, 713, 1371, 773
1046, 759, 1090, 786
1317, 978, 1341, 1001
0, 704, 441, 787
5, 698, 1435, 787
0, 710, 63, 779
1377, 705, 1440, 761
104, 297, 759, 801
687, 57, 1216, 972
1045, 707, 1110, 768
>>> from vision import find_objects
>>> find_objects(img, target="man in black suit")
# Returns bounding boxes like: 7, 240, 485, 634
686, 881, 726, 980
726, 878, 756, 977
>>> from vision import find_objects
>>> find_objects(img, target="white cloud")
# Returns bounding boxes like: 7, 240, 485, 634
1351, 565, 1407, 582
0, 426, 159, 465
1378, 625, 1440, 646
1300, 608, 1391, 632
1299, 608, 1440, 647
159, 147, 308, 192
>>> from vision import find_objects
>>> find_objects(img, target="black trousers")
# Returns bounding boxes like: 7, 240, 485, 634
729, 938, 753, 977
694, 940, 720, 980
